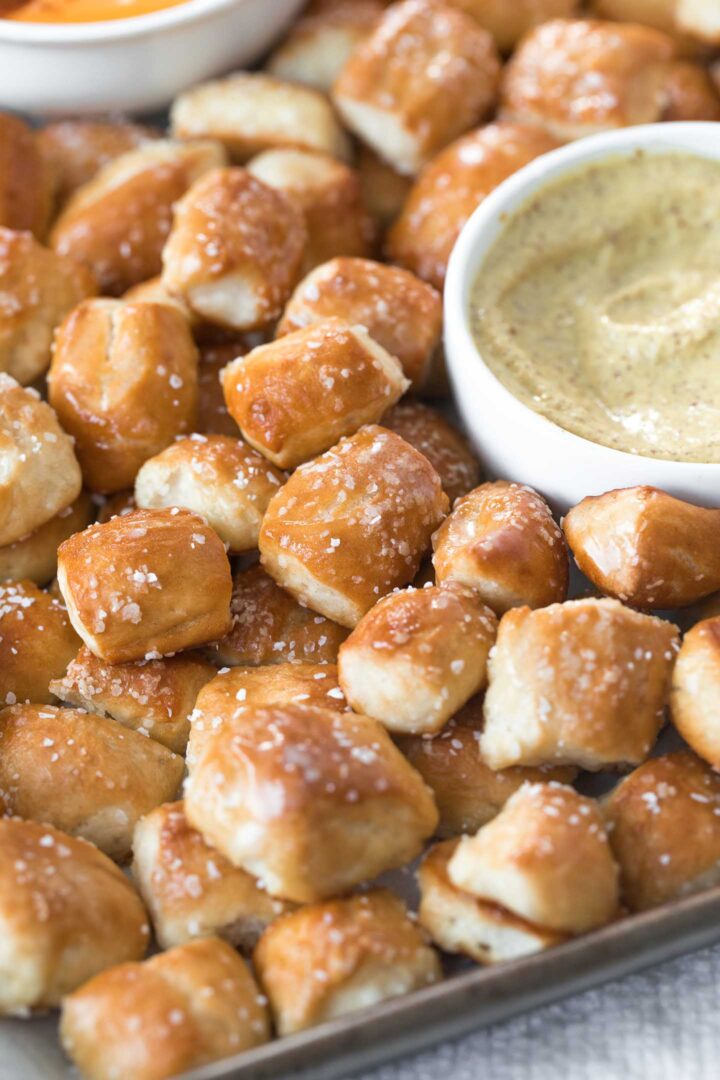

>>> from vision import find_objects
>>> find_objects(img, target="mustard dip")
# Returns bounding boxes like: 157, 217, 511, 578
470, 152, 720, 463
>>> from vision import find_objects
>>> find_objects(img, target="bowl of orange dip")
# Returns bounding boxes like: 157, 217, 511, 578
0, 0, 304, 114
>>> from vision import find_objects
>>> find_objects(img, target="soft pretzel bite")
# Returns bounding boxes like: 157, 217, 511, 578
197, 341, 247, 437
604, 751, 720, 910
332, 0, 500, 176
37, 120, 159, 207
0, 227, 96, 386
161, 167, 306, 333
60, 938, 269, 1080
676, 0, 720, 42
0, 580, 79, 706
254, 890, 440, 1035
0, 375, 82, 546
49, 139, 225, 296
222, 319, 408, 469
590, 0, 691, 46
247, 149, 375, 273
50, 647, 215, 755
259, 425, 449, 627
187, 662, 346, 769
132, 802, 293, 951
0, 493, 93, 587
207, 564, 349, 668
381, 400, 480, 500
563, 486, 720, 609
385, 122, 559, 289
432, 481, 568, 615
662, 60, 720, 118
399, 716, 577, 837
277, 257, 442, 390
418, 838, 568, 964
0, 112, 53, 240
338, 583, 497, 734
670, 618, 720, 767
448, 782, 619, 934
0, 704, 183, 862
124, 275, 199, 327
48, 299, 198, 494
185, 703, 438, 902
0, 818, 149, 1016
500, 19, 676, 141
266, 0, 384, 91
57, 508, 232, 664
450, 0, 580, 51
171, 72, 351, 163
357, 146, 413, 230
135, 435, 285, 553
481, 598, 679, 771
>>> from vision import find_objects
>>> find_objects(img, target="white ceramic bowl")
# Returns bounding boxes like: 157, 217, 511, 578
0, 0, 304, 115
444, 122, 720, 513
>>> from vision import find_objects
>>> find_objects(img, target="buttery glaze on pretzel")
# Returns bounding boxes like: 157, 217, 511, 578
0, 227, 96, 386
670, 618, 720, 768
0, 818, 149, 1016
432, 481, 569, 614
500, 19, 677, 141
0, 112, 53, 240
60, 938, 270, 1080
48, 299, 199, 494
0, 580, 79, 706
222, 318, 408, 469
277, 257, 442, 390
564, 486, 720, 609
0, 493, 93, 587
132, 802, 294, 951
259, 425, 449, 627
604, 751, 720, 910
481, 598, 680, 771
381, 400, 481, 501
185, 702, 438, 902
57, 508, 233, 663
171, 72, 352, 162
332, 0, 501, 176
161, 167, 307, 332
385, 122, 560, 289
50, 139, 226, 295
254, 890, 440, 1035
247, 149, 375, 273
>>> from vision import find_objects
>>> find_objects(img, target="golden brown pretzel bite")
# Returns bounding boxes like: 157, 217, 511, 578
563, 486, 720, 609
123, 274, 199, 327
604, 751, 720, 910
171, 72, 351, 162
481, 598, 679, 771
277, 257, 442, 390
207, 564, 349, 667
135, 435, 285, 553
0, 112, 53, 239
333, 0, 501, 176
0, 704, 183, 862
57, 508, 232, 663
222, 318, 408, 469
247, 149, 375, 273
382, 400, 480, 500
50, 647, 215, 755
448, 782, 620, 933
662, 60, 720, 118
254, 891, 440, 1035
50, 139, 225, 296
0, 493, 93, 587
0, 818, 149, 1016
185, 703, 438, 902
0, 227, 96, 386
500, 19, 676, 141
132, 802, 294, 951
0, 374, 82, 546
60, 938, 269, 1080
259, 425, 449, 627
432, 481, 568, 614
450, 0, 580, 51
0, 580, 79, 706
386, 122, 559, 289
266, 0, 384, 91
37, 119, 159, 206
338, 583, 497, 734
670, 617, 720, 767
161, 167, 306, 332
48, 299, 198, 494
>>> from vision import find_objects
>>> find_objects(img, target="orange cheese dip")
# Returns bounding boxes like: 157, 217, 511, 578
4, 0, 188, 22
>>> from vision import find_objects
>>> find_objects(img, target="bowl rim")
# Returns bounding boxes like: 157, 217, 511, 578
0, 0, 254, 44
444, 120, 720, 475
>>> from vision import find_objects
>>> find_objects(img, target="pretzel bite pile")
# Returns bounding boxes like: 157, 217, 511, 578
2, 3, 720, 1077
